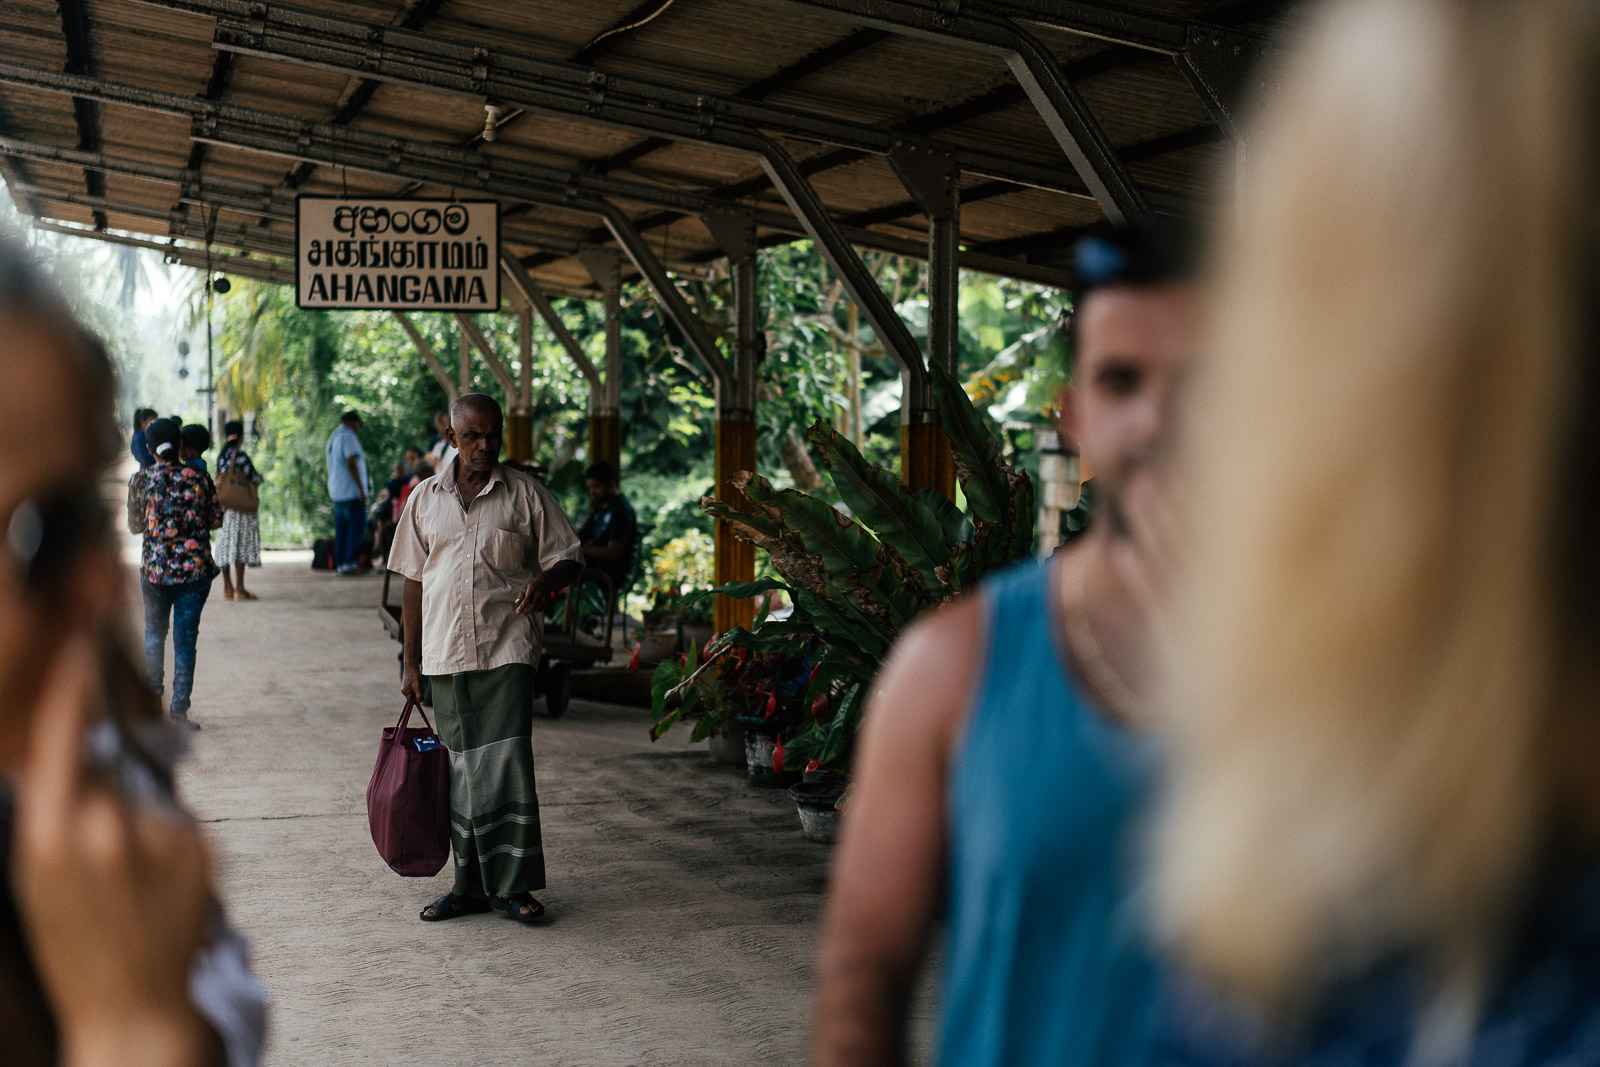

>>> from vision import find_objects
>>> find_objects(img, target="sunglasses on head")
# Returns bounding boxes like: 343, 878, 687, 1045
5, 491, 108, 594
1073, 235, 1133, 287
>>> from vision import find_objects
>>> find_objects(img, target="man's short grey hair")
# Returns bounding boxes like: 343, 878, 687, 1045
450, 392, 503, 426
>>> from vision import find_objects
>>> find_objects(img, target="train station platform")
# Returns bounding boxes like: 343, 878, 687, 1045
140, 552, 933, 1065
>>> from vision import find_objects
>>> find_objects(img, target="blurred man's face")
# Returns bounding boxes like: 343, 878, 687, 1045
446, 408, 503, 475
403, 448, 420, 470
1060, 284, 1198, 538
434, 413, 450, 434
587, 478, 615, 510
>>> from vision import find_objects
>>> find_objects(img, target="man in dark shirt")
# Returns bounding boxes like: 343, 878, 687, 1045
577, 462, 637, 589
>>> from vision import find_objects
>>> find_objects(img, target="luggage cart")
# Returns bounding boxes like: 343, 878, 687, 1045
534, 569, 618, 719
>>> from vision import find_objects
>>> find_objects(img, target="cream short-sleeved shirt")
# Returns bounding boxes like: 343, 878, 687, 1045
387, 459, 583, 676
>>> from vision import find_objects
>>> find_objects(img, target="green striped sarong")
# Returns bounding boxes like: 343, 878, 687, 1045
428, 664, 546, 897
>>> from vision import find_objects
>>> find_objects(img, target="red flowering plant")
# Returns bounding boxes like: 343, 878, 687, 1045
649, 594, 818, 746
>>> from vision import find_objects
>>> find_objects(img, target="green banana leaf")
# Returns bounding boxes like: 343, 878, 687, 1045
930, 359, 1009, 524
809, 421, 951, 592
683, 578, 790, 605
917, 487, 973, 545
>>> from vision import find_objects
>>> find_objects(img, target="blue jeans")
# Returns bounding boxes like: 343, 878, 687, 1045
142, 578, 213, 715
333, 498, 366, 570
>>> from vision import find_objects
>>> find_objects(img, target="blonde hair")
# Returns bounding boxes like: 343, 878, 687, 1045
1154, 0, 1600, 1039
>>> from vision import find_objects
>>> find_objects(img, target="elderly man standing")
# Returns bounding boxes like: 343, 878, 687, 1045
388, 393, 583, 925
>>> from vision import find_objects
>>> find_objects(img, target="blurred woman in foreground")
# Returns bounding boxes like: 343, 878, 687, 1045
0, 242, 264, 1064
1152, 0, 1600, 1063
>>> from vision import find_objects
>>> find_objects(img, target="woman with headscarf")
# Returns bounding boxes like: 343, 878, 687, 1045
213, 420, 263, 602
1151, 0, 1600, 1063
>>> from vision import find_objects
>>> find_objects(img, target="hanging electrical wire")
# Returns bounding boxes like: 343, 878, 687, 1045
583, 0, 678, 51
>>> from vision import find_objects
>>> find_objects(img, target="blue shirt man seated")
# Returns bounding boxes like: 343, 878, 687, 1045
576, 461, 637, 591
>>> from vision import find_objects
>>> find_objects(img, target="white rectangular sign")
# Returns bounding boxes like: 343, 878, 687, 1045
295, 197, 500, 311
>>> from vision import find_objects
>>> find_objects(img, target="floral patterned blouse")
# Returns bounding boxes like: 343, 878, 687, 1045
216, 443, 263, 485
141, 462, 222, 585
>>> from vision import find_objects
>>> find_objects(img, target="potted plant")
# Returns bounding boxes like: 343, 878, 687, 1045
691, 362, 1037, 831
677, 591, 715, 655
651, 618, 816, 783
637, 586, 683, 663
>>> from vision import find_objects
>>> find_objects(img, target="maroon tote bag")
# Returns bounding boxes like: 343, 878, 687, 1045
366, 699, 450, 877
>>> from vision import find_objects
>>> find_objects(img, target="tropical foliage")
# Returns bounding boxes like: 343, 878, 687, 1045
650, 360, 1037, 772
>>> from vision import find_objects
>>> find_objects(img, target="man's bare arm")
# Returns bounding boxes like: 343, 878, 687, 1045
401, 578, 424, 703
812, 597, 983, 1067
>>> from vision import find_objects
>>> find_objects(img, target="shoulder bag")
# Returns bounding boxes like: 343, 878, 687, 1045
214, 450, 259, 514
366, 699, 450, 877
125, 468, 147, 535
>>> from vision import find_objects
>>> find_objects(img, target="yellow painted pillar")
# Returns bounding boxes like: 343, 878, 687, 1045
901, 422, 955, 498
589, 412, 622, 470
714, 417, 758, 634
506, 411, 533, 464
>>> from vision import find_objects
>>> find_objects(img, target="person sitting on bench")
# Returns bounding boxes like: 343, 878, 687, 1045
577, 462, 637, 591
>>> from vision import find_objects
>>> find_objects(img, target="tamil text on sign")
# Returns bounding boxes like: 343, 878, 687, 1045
296, 197, 500, 311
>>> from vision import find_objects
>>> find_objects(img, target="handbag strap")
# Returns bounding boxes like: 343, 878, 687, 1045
392, 698, 438, 735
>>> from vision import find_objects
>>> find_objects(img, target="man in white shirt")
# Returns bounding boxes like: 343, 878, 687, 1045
388, 393, 583, 926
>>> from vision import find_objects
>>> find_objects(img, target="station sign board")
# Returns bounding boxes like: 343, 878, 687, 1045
295, 196, 500, 311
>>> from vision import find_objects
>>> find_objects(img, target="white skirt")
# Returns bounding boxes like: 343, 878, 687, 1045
213, 509, 262, 567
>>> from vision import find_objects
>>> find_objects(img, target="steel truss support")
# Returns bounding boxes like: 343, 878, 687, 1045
757, 0, 1269, 147
31, 219, 293, 284
133, 0, 1088, 200
0, 64, 1074, 290
700, 206, 761, 633
599, 204, 732, 396
888, 141, 959, 497
577, 246, 624, 471
751, 135, 928, 407
451, 312, 516, 395
501, 250, 601, 397
749, 0, 1146, 221
392, 312, 460, 403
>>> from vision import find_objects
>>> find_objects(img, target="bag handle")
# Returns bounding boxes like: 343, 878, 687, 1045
392, 698, 438, 735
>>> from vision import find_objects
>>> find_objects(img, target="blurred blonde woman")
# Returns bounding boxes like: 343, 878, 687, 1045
1152, 0, 1600, 1063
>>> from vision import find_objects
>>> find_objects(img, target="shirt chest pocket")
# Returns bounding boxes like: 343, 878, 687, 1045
482, 528, 529, 573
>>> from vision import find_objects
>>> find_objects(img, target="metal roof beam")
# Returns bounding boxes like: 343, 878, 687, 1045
0, 64, 1074, 289
56, 0, 108, 230
499, 250, 602, 395
748, 0, 1147, 220
598, 204, 733, 394
758, 142, 926, 393
32, 219, 294, 283
128, 0, 1087, 201
754, 1, 1270, 142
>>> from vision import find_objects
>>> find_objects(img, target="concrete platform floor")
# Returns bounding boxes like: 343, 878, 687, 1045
137, 552, 934, 1065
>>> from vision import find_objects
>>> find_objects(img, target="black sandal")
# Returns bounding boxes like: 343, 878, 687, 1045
419, 892, 491, 922
490, 893, 546, 925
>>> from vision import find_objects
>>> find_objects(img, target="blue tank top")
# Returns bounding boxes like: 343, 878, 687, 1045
940, 556, 1158, 1067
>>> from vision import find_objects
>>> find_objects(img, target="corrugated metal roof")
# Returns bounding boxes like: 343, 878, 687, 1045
0, 0, 1291, 295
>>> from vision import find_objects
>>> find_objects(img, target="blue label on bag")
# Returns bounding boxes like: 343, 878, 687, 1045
413, 736, 441, 752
